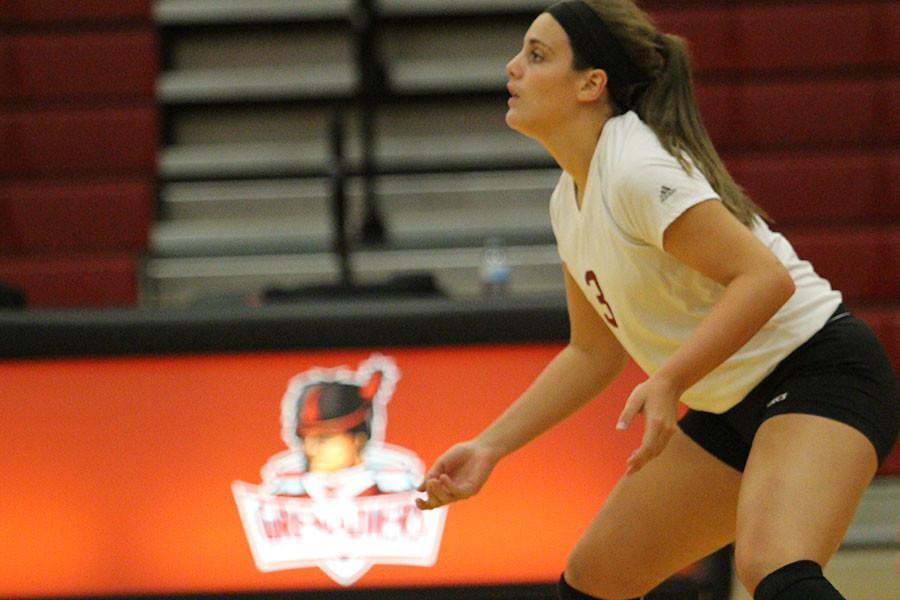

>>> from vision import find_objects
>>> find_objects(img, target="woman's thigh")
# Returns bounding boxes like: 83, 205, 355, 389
565, 427, 742, 598
734, 413, 878, 593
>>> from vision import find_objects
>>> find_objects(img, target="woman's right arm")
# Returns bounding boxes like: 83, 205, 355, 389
416, 264, 627, 509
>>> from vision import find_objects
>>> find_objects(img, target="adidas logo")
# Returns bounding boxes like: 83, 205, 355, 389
660, 186, 676, 202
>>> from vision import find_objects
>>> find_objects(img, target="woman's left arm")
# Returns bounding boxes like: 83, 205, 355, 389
619, 199, 796, 474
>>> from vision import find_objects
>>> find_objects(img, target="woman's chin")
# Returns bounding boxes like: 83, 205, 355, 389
505, 112, 541, 142
504, 110, 525, 134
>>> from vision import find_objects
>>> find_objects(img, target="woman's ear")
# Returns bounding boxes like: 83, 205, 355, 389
578, 68, 608, 103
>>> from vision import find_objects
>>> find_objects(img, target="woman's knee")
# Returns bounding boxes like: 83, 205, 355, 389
733, 536, 819, 594
733, 545, 771, 594
564, 548, 658, 599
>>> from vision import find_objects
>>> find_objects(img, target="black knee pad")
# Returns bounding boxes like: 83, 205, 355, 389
557, 573, 639, 600
753, 560, 844, 600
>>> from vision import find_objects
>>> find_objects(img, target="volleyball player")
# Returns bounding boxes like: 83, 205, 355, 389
415, 2, 900, 599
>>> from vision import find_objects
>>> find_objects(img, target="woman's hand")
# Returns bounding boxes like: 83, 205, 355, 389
616, 375, 682, 475
415, 441, 500, 510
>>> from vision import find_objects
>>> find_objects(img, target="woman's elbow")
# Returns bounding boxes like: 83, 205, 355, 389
770, 263, 796, 306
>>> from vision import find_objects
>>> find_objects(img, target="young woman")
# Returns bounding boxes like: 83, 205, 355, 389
415, 2, 900, 599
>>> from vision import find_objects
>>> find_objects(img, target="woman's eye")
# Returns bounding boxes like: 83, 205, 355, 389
529, 50, 543, 62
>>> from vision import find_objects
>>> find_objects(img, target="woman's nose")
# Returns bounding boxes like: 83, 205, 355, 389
506, 52, 522, 78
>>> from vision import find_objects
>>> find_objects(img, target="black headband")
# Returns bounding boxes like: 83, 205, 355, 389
545, 1, 651, 89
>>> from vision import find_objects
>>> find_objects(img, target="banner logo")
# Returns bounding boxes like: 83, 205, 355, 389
232, 354, 447, 586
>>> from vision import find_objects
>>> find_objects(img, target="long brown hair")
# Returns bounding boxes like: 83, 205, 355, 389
573, 0, 769, 227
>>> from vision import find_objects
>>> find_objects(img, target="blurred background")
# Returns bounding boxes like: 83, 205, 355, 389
0, 0, 897, 598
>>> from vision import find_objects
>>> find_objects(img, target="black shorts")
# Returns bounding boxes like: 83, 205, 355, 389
679, 305, 900, 471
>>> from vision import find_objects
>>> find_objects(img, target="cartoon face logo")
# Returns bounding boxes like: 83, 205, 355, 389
295, 377, 378, 474
232, 354, 447, 586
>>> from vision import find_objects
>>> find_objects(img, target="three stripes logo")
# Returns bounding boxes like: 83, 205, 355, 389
659, 185, 677, 202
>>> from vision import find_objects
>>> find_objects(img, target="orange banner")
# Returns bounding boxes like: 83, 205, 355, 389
0, 344, 648, 597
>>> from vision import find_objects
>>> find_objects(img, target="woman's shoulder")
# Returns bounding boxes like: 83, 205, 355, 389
603, 111, 657, 146
598, 112, 669, 179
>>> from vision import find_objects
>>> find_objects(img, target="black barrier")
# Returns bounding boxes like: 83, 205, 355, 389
0, 296, 570, 359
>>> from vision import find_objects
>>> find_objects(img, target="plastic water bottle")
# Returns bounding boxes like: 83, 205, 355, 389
479, 236, 511, 297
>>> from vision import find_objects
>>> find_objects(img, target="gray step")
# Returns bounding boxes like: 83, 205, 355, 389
167, 105, 336, 146
165, 27, 352, 71
158, 9, 523, 102
151, 211, 554, 258
154, 0, 545, 25
381, 0, 546, 17
391, 57, 508, 94
160, 140, 328, 180
154, 0, 354, 25
165, 99, 512, 145
158, 65, 356, 104
160, 178, 333, 219
151, 205, 554, 257
158, 57, 509, 104
159, 131, 550, 180
141, 244, 564, 307
153, 170, 559, 257
160, 170, 558, 219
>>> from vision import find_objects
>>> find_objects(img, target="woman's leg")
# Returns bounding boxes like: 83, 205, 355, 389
564, 427, 742, 599
734, 413, 878, 598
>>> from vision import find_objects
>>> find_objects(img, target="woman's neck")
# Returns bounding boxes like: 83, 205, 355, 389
541, 110, 611, 206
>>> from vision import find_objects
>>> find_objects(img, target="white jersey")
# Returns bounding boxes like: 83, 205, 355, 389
550, 111, 842, 413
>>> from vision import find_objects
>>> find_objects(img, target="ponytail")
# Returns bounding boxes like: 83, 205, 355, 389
582, 1, 770, 228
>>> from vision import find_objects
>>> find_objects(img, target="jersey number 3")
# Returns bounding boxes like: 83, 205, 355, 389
585, 270, 618, 328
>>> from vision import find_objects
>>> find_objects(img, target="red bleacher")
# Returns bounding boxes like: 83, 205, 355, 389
0, 31, 158, 102
729, 151, 900, 226
0, 254, 137, 307
789, 229, 899, 303
657, 2, 899, 74
0, 108, 159, 176
0, 1, 151, 23
697, 78, 899, 151
0, 3, 157, 307
0, 180, 152, 253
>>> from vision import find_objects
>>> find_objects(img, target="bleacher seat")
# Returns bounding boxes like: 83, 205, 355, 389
789, 229, 899, 303
0, 180, 152, 253
0, 254, 137, 307
0, 107, 158, 177
0, 0, 151, 24
658, 2, 900, 74
728, 151, 900, 226
0, 31, 158, 102
697, 78, 899, 151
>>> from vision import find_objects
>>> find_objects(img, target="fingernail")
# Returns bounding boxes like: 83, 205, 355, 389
616, 421, 626, 430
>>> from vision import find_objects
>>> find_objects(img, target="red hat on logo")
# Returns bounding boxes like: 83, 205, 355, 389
297, 381, 374, 437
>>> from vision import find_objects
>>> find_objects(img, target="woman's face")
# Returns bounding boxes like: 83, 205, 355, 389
505, 13, 584, 139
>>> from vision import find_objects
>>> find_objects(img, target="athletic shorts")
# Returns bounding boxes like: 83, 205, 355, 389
678, 305, 900, 471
